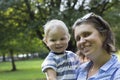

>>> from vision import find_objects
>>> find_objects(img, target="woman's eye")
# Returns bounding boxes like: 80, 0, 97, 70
83, 32, 91, 37
61, 38, 66, 40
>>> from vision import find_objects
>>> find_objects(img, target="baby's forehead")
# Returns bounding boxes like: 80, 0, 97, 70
47, 30, 68, 39
49, 27, 67, 34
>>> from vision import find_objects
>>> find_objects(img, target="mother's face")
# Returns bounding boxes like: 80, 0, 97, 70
74, 23, 104, 57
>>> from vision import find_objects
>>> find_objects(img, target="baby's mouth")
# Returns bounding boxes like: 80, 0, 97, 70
55, 46, 63, 49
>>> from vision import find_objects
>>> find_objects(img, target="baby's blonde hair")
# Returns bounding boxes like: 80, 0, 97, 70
43, 19, 70, 41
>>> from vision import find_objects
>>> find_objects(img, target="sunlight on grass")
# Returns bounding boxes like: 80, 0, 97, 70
117, 51, 120, 61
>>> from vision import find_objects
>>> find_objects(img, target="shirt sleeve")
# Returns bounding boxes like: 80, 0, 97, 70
41, 54, 57, 72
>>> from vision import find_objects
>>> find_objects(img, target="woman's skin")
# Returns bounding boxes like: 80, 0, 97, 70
74, 23, 111, 77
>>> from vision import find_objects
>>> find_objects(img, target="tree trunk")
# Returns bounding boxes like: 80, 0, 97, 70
9, 49, 17, 71
2, 53, 6, 62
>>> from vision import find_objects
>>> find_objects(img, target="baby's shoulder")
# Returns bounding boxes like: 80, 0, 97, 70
66, 50, 76, 55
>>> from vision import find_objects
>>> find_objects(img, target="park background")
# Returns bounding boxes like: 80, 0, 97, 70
0, 0, 120, 80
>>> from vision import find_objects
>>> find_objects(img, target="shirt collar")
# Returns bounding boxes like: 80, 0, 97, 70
100, 54, 118, 71
50, 51, 66, 55
84, 54, 118, 72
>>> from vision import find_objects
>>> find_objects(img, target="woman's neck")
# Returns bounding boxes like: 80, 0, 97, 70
87, 51, 111, 78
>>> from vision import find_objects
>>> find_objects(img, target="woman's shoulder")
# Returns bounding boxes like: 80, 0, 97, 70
110, 54, 120, 79
111, 65, 120, 80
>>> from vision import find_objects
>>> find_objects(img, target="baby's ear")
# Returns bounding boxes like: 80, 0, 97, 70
43, 38, 47, 44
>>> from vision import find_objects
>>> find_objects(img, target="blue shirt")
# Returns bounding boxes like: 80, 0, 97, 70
41, 51, 80, 80
76, 54, 120, 80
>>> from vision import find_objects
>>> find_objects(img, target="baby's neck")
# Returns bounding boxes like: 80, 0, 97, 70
52, 51, 65, 55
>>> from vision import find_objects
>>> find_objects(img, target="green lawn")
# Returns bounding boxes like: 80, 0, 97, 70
0, 53, 119, 80
0, 59, 46, 80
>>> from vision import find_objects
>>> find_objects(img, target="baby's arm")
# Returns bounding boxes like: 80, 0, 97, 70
45, 68, 57, 80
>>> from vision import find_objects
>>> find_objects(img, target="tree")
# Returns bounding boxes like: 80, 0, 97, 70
0, 0, 48, 71
0, 0, 120, 71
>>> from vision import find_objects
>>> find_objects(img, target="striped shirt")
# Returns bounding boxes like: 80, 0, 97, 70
76, 54, 120, 80
41, 51, 80, 80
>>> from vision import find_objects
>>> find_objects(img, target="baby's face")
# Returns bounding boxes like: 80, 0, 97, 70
45, 27, 69, 53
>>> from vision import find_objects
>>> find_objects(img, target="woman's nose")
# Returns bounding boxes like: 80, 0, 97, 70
77, 37, 86, 49
79, 37, 86, 43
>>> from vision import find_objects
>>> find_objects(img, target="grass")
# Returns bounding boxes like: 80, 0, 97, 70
0, 59, 46, 80
0, 53, 120, 80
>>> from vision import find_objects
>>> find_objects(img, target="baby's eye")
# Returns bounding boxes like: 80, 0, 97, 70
50, 39, 56, 42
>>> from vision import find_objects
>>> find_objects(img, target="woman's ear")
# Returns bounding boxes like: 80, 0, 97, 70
68, 34, 71, 41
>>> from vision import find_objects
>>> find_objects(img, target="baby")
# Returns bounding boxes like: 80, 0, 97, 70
41, 19, 80, 80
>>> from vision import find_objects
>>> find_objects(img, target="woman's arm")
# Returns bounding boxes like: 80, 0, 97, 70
45, 68, 57, 80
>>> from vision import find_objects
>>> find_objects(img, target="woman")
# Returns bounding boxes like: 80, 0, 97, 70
72, 12, 120, 80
